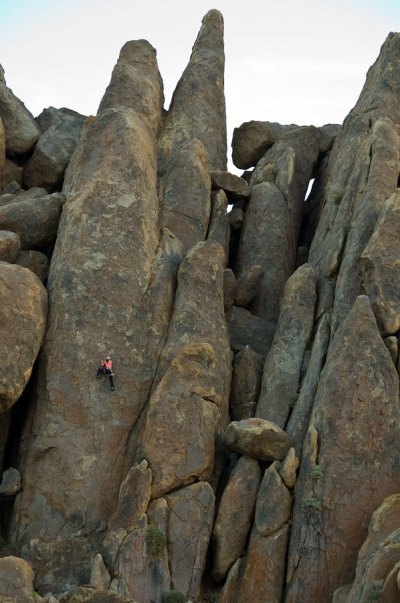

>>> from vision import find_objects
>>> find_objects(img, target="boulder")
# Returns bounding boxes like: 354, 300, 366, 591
59, 586, 137, 602
234, 265, 264, 308
285, 296, 400, 602
0, 64, 40, 154
0, 467, 21, 496
0, 191, 64, 249
226, 306, 275, 358
166, 482, 215, 601
232, 120, 297, 169
223, 418, 291, 461
279, 447, 299, 490
230, 345, 263, 421
89, 553, 110, 591
0, 262, 47, 412
211, 170, 250, 202
217, 558, 243, 603
0, 230, 20, 262
256, 264, 316, 428
255, 463, 292, 536
0, 556, 35, 603
23, 107, 86, 191
360, 191, 400, 336
16, 250, 49, 282
384, 336, 398, 366
0, 118, 5, 184
212, 456, 262, 580
1, 159, 23, 189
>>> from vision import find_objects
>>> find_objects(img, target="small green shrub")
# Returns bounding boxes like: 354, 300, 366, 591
366, 583, 381, 602
146, 525, 166, 556
162, 592, 185, 603
311, 465, 324, 481
302, 497, 321, 513
33, 593, 41, 602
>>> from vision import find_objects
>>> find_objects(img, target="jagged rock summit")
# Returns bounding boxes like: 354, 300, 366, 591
0, 12, 399, 603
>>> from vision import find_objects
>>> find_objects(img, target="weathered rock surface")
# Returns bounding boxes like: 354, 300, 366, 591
59, 586, 137, 602
223, 268, 236, 312
238, 524, 290, 603
217, 558, 243, 603
0, 556, 36, 603
228, 206, 244, 230
0, 65, 40, 154
255, 463, 292, 536
0, 262, 47, 412
108, 461, 152, 532
360, 190, 400, 336
256, 263, 316, 427
90, 553, 110, 591
226, 305, 275, 357
286, 312, 331, 457
279, 447, 299, 490
24, 107, 86, 190
211, 170, 250, 201
285, 296, 400, 602
230, 345, 263, 421
0, 229, 20, 262
223, 418, 291, 461
136, 344, 219, 498
16, 250, 49, 282
0, 118, 5, 184
212, 456, 262, 580
208, 189, 230, 263
310, 33, 400, 332
0, 191, 65, 249
9, 39, 165, 593
346, 495, 400, 602
166, 482, 215, 601
158, 9, 226, 251
1, 158, 23, 189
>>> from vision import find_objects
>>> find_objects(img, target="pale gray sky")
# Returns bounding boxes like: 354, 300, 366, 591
0, 0, 399, 168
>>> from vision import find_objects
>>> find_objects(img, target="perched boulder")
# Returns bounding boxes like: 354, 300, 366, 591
24, 107, 86, 191
223, 418, 291, 461
0, 262, 47, 412
279, 447, 299, 490
0, 191, 64, 249
0, 230, 20, 262
211, 170, 250, 201
1, 159, 23, 189
89, 553, 110, 591
212, 456, 262, 580
232, 120, 297, 169
228, 206, 244, 230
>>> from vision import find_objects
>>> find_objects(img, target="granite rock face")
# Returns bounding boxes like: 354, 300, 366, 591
1, 16, 400, 603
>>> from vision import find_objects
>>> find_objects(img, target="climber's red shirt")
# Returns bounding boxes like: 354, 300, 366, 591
102, 359, 113, 370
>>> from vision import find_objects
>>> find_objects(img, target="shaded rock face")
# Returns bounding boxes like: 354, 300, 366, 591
0, 262, 47, 412
285, 297, 400, 602
2, 16, 400, 603
23, 107, 86, 191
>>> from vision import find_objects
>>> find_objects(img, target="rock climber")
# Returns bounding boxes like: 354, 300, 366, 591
96, 355, 115, 391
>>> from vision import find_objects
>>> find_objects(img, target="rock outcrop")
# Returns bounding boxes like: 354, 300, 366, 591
0, 14, 400, 603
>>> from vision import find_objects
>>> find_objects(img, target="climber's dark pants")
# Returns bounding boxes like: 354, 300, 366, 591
96, 367, 114, 389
